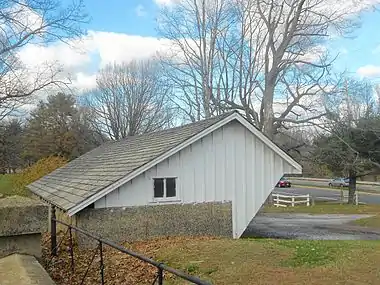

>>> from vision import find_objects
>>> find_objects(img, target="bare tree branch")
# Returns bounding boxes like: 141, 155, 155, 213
0, 0, 88, 120
158, 0, 373, 138
81, 59, 174, 141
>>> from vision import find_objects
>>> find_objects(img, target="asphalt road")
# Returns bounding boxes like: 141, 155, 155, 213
244, 213, 380, 240
275, 186, 380, 204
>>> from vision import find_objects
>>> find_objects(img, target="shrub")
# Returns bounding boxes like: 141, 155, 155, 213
11, 156, 67, 196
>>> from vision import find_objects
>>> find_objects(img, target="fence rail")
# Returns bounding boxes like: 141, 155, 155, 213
272, 193, 310, 207
49, 206, 210, 285
271, 190, 360, 206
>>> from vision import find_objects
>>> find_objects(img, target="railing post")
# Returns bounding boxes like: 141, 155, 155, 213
69, 227, 75, 273
158, 267, 163, 285
291, 197, 295, 207
306, 194, 310, 206
99, 241, 105, 285
51, 206, 57, 256
274, 194, 279, 207
355, 192, 359, 205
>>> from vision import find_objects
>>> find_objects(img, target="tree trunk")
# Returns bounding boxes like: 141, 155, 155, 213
348, 169, 356, 204
262, 84, 275, 139
203, 85, 211, 119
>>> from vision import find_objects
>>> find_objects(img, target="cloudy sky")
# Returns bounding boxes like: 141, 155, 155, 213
18, 0, 380, 94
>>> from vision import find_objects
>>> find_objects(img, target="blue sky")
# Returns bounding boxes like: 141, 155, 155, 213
83, 0, 380, 77
32, 0, 380, 92
329, 10, 380, 79
82, 0, 160, 36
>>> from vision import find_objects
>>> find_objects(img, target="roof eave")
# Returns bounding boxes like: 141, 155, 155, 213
27, 185, 69, 212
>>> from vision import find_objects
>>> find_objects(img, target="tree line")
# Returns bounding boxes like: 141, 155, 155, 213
1, 0, 380, 204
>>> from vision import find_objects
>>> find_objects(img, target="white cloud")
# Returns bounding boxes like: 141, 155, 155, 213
71, 73, 98, 91
87, 31, 170, 67
322, 0, 380, 15
15, 30, 172, 94
357, 65, 380, 78
18, 41, 91, 74
135, 4, 147, 17
154, 0, 175, 5
2, 3, 45, 35
298, 45, 328, 63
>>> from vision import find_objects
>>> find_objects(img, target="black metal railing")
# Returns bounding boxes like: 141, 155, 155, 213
49, 206, 211, 285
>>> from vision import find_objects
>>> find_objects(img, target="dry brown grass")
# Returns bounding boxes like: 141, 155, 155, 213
42, 234, 380, 285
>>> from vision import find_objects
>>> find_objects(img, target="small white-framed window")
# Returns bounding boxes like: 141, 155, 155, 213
153, 177, 177, 200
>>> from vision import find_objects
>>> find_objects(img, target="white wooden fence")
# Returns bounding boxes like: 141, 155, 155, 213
272, 193, 310, 207
270, 191, 359, 207
338, 190, 359, 205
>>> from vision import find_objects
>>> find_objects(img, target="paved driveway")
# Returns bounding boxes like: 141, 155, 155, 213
276, 186, 380, 204
244, 213, 380, 240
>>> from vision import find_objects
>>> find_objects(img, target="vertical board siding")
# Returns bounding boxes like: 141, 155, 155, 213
214, 127, 225, 201
94, 120, 300, 238
245, 130, 255, 228
194, 138, 205, 202
205, 133, 215, 202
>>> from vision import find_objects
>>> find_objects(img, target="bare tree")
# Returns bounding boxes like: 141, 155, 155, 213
158, 0, 234, 122
158, 0, 375, 138
0, 0, 88, 120
82, 59, 174, 141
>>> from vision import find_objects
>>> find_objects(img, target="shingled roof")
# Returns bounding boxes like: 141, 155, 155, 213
27, 111, 235, 212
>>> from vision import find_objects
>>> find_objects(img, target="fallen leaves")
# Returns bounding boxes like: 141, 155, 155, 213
41, 232, 216, 285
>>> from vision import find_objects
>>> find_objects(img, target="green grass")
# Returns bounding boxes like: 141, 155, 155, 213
276, 240, 347, 267
351, 216, 380, 228
151, 238, 380, 285
0, 174, 29, 197
0, 174, 14, 196
263, 203, 380, 215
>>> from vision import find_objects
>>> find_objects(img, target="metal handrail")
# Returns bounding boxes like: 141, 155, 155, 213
50, 207, 211, 285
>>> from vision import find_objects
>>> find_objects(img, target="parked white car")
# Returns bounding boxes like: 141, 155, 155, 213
328, 178, 349, 188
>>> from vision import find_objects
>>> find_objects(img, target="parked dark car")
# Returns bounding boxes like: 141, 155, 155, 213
276, 177, 291, 188
328, 178, 349, 188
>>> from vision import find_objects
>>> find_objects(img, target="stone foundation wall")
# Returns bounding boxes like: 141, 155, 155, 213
76, 201, 232, 245
0, 234, 41, 258
0, 196, 48, 258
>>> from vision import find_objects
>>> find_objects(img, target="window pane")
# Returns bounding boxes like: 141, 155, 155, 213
154, 179, 164, 198
166, 178, 176, 197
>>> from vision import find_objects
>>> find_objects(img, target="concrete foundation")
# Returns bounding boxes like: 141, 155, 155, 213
0, 196, 48, 258
0, 254, 55, 285
0, 234, 42, 258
